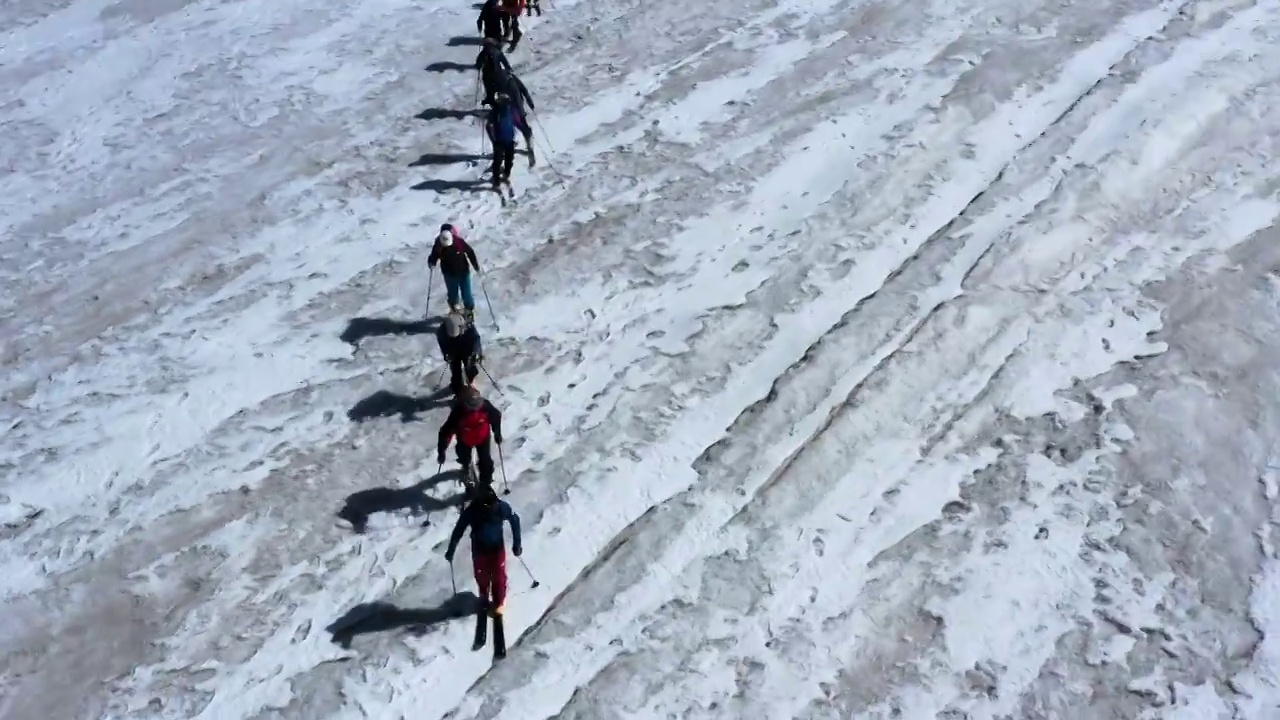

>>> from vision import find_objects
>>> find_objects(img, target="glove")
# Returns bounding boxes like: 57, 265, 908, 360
494, 434, 503, 445
445, 548, 455, 563
512, 545, 522, 557
437, 450, 446, 465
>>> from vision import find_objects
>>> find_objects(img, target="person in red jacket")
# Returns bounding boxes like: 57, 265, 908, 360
427, 223, 482, 322
438, 386, 503, 488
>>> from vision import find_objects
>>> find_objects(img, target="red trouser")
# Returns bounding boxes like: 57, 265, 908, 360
473, 547, 508, 609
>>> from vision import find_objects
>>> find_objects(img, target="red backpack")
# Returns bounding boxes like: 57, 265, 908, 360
457, 405, 491, 446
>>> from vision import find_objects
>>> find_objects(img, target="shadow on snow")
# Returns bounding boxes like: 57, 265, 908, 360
415, 107, 483, 122
347, 387, 453, 423
447, 35, 485, 46
339, 316, 441, 346
425, 61, 473, 73
409, 152, 487, 168
337, 470, 467, 534
410, 178, 492, 194
327, 593, 483, 649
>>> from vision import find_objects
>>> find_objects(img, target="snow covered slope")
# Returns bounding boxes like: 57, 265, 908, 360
3, 0, 1280, 716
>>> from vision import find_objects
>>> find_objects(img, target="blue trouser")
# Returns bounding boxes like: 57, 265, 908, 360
444, 273, 475, 309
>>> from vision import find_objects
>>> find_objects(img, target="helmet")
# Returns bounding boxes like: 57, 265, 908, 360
445, 312, 466, 338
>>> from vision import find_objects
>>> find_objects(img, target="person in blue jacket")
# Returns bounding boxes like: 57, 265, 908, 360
436, 311, 483, 396
445, 484, 522, 616
485, 91, 529, 188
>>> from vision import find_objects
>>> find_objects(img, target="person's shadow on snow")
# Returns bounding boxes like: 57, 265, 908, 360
337, 470, 466, 533
410, 178, 492, 194
326, 593, 483, 649
339, 316, 442, 346
347, 387, 453, 423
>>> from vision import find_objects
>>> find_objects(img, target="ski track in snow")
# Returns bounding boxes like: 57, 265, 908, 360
3, 0, 1280, 717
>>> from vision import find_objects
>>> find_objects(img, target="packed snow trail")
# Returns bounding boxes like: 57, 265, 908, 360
3, 0, 1280, 718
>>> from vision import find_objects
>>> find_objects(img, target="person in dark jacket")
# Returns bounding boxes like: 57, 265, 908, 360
475, 38, 513, 107
445, 484, 521, 616
427, 223, 482, 320
476, 0, 505, 42
436, 311, 483, 396
485, 93, 525, 188
438, 386, 503, 485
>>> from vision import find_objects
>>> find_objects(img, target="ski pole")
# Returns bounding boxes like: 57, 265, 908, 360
479, 362, 506, 397
420, 461, 445, 527
497, 441, 511, 495
531, 115, 566, 181
425, 270, 435, 320
450, 559, 458, 595
518, 556, 539, 588
477, 271, 499, 331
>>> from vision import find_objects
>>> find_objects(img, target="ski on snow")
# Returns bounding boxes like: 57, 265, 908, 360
490, 180, 516, 206
472, 604, 507, 660
473, 604, 488, 650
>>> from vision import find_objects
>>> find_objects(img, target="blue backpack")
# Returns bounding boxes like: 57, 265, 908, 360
493, 102, 517, 145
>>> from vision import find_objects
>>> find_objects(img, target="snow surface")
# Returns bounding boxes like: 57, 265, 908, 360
4, 0, 1280, 716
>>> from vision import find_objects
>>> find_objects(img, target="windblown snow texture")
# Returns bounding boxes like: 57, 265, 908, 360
3, 0, 1280, 718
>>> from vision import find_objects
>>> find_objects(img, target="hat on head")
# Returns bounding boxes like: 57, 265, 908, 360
445, 312, 466, 338
462, 386, 484, 409
437, 224, 454, 246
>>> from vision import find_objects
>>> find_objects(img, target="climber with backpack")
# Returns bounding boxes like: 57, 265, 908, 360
438, 386, 503, 490
427, 223, 482, 322
436, 311, 483, 397
485, 92, 529, 189
444, 483, 522, 619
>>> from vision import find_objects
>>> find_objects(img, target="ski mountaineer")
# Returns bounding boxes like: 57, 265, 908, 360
476, 0, 505, 42
525, 0, 542, 17
437, 386, 503, 488
475, 38, 513, 107
498, 0, 525, 51
427, 223, 482, 322
436, 311, 483, 397
498, 71, 536, 167
444, 484, 522, 617
485, 92, 527, 189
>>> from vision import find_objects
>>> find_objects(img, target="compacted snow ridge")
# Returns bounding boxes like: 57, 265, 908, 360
3, 0, 1280, 717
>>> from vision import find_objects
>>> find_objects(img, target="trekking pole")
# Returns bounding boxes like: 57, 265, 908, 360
518, 557, 540, 588
424, 270, 435, 320
420, 461, 445, 527
479, 362, 506, 397
497, 442, 511, 495
531, 115, 566, 181
449, 559, 458, 595
477, 271, 499, 331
